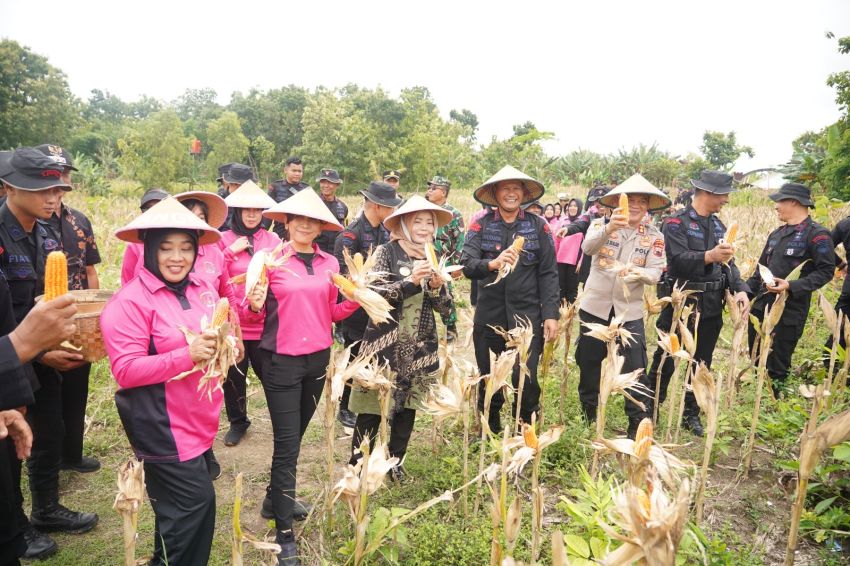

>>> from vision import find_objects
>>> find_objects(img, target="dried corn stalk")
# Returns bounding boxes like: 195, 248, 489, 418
491, 317, 535, 432
232, 472, 281, 565
558, 291, 584, 424
691, 363, 718, 522
113, 458, 145, 566
170, 298, 240, 401
785, 395, 850, 565
487, 235, 525, 286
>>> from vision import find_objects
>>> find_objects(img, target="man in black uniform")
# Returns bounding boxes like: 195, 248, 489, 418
827, 205, 850, 358
314, 169, 348, 254
645, 171, 750, 436
746, 183, 835, 396
268, 157, 311, 240
0, 148, 98, 559
461, 165, 560, 433
217, 163, 255, 230
333, 182, 401, 428
1, 277, 78, 564
36, 145, 103, 475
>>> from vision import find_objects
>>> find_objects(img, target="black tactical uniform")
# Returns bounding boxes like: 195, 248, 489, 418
746, 187, 835, 392
315, 198, 348, 254
334, 213, 391, 343
268, 180, 311, 239
461, 208, 560, 429
646, 200, 749, 432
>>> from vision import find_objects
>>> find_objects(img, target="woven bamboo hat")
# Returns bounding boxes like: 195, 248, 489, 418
263, 187, 344, 232
223, 180, 277, 209
473, 165, 544, 206
383, 195, 454, 233
174, 190, 228, 229
598, 173, 672, 212
115, 196, 221, 245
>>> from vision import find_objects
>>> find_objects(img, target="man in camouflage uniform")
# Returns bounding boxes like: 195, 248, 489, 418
426, 175, 464, 341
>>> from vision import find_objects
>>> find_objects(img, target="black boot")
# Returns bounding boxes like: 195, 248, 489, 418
276, 529, 300, 566
581, 403, 597, 424
682, 414, 704, 437
22, 526, 58, 559
30, 491, 98, 533
204, 448, 221, 480
262, 486, 310, 521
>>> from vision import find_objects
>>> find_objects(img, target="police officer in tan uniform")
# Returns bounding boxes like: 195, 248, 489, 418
574, 174, 671, 439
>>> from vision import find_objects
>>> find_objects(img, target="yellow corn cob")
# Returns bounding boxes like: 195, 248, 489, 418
424, 241, 439, 270
332, 273, 357, 298
725, 222, 738, 243
669, 334, 680, 353
637, 489, 652, 520
634, 418, 653, 460
512, 236, 525, 252
618, 192, 628, 213
211, 298, 230, 327
353, 253, 364, 272
522, 423, 539, 450
44, 251, 68, 301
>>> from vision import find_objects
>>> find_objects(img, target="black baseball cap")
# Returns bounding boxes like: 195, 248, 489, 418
382, 170, 401, 180
317, 168, 342, 184
139, 187, 170, 210
0, 147, 72, 191
34, 144, 78, 171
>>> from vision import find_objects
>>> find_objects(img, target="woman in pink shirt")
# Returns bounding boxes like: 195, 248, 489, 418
247, 188, 359, 565
554, 197, 584, 302
217, 181, 281, 447
101, 197, 239, 566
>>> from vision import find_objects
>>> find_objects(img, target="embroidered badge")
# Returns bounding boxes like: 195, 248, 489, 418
652, 239, 664, 257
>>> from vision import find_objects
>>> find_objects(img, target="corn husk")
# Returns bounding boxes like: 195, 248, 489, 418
582, 314, 635, 346
332, 441, 399, 520
229, 242, 296, 296
113, 458, 145, 566
592, 437, 690, 490
601, 477, 691, 566
504, 423, 564, 476
333, 272, 394, 326
487, 235, 525, 286
424, 241, 463, 283
169, 298, 240, 401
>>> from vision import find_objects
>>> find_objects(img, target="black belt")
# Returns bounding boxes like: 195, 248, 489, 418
682, 279, 724, 292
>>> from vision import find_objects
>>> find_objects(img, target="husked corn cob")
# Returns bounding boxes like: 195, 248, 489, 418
522, 423, 539, 451
44, 251, 68, 301
211, 298, 230, 327
332, 273, 357, 298
618, 192, 629, 213
634, 418, 653, 460
424, 241, 439, 271
511, 236, 525, 252
353, 252, 364, 272
725, 222, 739, 243
669, 334, 680, 353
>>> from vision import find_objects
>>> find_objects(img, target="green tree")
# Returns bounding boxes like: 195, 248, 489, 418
205, 111, 249, 178
249, 135, 277, 186
700, 130, 754, 171
826, 32, 850, 114
449, 108, 479, 140
0, 39, 80, 148
117, 109, 190, 189
228, 86, 309, 167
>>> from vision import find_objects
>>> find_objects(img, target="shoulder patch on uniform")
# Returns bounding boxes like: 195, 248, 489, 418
542, 222, 551, 234
468, 222, 482, 233
665, 217, 681, 232
812, 233, 830, 244
342, 231, 356, 240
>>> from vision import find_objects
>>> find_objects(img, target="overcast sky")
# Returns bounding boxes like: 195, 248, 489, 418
2, 0, 848, 170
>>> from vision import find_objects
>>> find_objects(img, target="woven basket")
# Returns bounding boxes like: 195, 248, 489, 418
36, 289, 115, 363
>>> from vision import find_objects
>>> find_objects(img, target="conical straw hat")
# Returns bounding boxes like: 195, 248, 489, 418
115, 196, 221, 245
383, 195, 454, 233
473, 165, 545, 206
174, 190, 228, 229
598, 173, 672, 212
263, 187, 344, 232
223, 180, 277, 210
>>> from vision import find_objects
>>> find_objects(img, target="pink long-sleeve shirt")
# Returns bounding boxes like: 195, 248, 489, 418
218, 229, 282, 340
258, 242, 359, 356
101, 268, 223, 463
554, 217, 584, 265
120, 240, 238, 312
